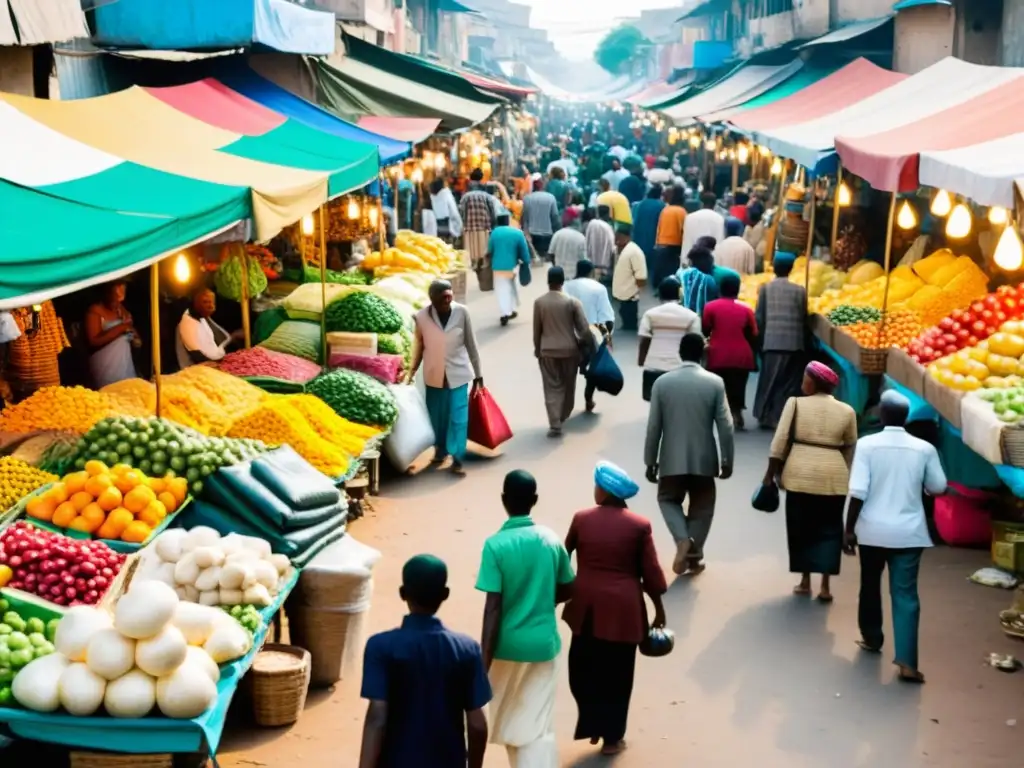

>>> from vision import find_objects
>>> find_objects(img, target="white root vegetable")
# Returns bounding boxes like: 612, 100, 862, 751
172, 602, 222, 646
239, 536, 272, 558
185, 646, 220, 684
156, 663, 217, 719
135, 625, 189, 677
55, 606, 113, 663
192, 546, 225, 570
173, 553, 200, 586
219, 589, 243, 605
153, 562, 177, 588
198, 590, 220, 607
218, 562, 246, 590
252, 561, 279, 592
114, 581, 178, 640
58, 662, 107, 716
85, 628, 136, 681
269, 554, 291, 575
183, 585, 200, 603
204, 622, 252, 663
154, 529, 188, 563
219, 533, 246, 556
194, 566, 222, 593
183, 526, 221, 552
12, 653, 70, 712
242, 583, 272, 608
105, 669, 157, 718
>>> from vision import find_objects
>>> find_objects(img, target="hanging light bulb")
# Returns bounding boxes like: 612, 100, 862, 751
758, 145, 771, 158
770, 157, 783, 176
433, 154, 446, 171
172, 253, 191, 284
688, 135, 701, 149
411, 167, 424, 183
837, 182, 852, 207
737, 144, 749, 164
994, 224, 1024, 271
705, 137, 716, 151
945, 203, 973, 239
301, 214, 314, 236
989, 206, 1009, 226
897, 199, 918, 230
347, 198, 360, 220
930, 189, 952, 217
368, 206, 379, 228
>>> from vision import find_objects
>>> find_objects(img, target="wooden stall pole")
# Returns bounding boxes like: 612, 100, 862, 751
238, 246, 251, 349
319, 204, 328, 370
878, 191, 898, 346
766, 159, 789, 266
731, 150, 739, 196
393, 168, 400, 238
150, 262, 162, 418
804, 177, 816, 313
830, 166, 844, 256
378, 171, 388, 249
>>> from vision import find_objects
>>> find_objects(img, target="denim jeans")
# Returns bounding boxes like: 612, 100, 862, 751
858, 546, 923, 670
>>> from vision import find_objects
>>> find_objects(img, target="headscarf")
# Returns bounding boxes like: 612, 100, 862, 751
725, 216, 745, 238
594, 460, 639, 501
806, 360, 839, 389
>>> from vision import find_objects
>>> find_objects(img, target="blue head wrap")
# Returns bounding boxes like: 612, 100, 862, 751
594, 460, 639, 501
725, 215, 745, 238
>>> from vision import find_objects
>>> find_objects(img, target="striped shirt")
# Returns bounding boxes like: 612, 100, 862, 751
521, 191, 560, 236
460, 187, 497, 233
755, 278, 807, 352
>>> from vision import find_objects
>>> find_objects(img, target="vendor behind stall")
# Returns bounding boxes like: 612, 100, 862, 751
86, 281, 139, 388
176, 288, 242, 369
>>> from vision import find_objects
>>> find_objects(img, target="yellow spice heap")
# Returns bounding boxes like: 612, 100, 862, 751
0, 456, 57, 512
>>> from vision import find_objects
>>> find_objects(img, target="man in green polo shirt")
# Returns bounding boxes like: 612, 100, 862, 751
477, 469, 574, 768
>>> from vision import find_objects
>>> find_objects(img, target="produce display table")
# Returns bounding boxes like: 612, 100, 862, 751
820, 342, 873, 415
0, 569, 300, 761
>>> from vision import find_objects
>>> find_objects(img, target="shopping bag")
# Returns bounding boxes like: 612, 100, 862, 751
518, 261, 532, 287
585, 341, 624, 396
751, 482, 780, 513
384, 384, 436, 471
468, 387, 513, 450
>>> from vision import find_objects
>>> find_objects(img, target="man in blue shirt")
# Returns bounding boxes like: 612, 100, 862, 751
487, 213, 531, 326
359, 555, 491, 768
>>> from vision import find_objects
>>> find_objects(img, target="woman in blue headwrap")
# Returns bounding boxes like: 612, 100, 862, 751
563, 461, 668, 756
677, 245, 720, 317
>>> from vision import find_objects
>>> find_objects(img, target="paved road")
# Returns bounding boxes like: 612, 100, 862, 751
223, 277, 1022, 768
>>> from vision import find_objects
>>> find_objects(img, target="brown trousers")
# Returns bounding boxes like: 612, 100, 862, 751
538, 356, 579, 428
657, 475, 717, 558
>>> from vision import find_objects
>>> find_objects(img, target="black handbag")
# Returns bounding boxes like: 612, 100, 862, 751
639, 627, 675, 658
518, 260, 532, 287
751, 482, 780, 513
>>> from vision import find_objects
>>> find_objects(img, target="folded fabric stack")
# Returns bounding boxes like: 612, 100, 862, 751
178, 445, 348, 567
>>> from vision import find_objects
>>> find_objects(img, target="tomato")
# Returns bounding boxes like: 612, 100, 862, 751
971, 301, 987, 314
944, 344, 958, 355
997, 311, 1008, 324
981, 310, 995, 322
1004, 297, 1019, 315
939, 317, 955, 331
985, 294, 1001, 310
972, 320, 987, 334
951, 309, 968, 323
941, 333, 958, 346
955, 328, 970, 342
968, 335, 980, 347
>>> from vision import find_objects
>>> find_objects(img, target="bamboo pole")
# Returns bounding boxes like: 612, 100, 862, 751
238, 247, 251, 349
393, 169, 400, 237
879, 191, 898, 348
731, 150, 739, 196
830, 166, 844, 256
378, 172, 388, 248
767, 159, 789, 266
804, 178, 816, 313
150, 263, 161, 418
319, 204, 328, 370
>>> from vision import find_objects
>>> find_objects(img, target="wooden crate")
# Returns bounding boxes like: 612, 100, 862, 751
809, 314, 833, 348
445, 268, 468, 303
923, 375, 964, 429
886, 347, 927, 397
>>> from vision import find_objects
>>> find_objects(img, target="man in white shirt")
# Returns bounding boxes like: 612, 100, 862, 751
714, 216, 757, 275
584, 207, 616, 280
682, 192, 726, 255
565, 259, 615, 415
601, 158, 629, 191
637, 276, 701, 401
176, 288, 242, 370
844, 390, 947, 684
550, 224, 587, 277
610, 224, 647, 332
429, 178, 463, 241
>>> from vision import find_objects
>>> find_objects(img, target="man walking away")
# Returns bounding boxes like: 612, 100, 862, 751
488, 213, 531, 326
682, 192, 726, 255
601, 158, 629, 191
550, 221, 587, 277
845, 390, 947, 684
534, 267, 593, 437
611, 224, 647, 332
360, 555, 491, 768
521, 180, 561, 260
460, 168, 498, 276
478, 470, 575, 768
585, 206, 616, 284
645, 333, 734, 575
565, 259, 615, 414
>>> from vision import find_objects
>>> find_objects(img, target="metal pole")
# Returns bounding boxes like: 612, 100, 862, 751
149, 263, 161, 418
238, 246, 251, 349
830, 166, 844, 256
879, 191, 898, 347
804, 177, 816, 312
319, 204, 328, 370
378, 172, 387, 249
731, 150, 739, 196
392, 169, 399, 240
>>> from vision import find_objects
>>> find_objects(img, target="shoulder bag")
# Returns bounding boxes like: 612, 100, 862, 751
751, 401, 800, 513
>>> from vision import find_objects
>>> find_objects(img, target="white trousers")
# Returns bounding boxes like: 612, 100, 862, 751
495, 273, 520, 317
488, 659, 559, 768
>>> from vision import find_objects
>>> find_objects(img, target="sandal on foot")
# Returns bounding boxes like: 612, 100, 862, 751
817, 593, 834, 604
855, 640, 882, 654
792, 585, 812, 596
601, 740, 627, 755
897, 665, 925, 684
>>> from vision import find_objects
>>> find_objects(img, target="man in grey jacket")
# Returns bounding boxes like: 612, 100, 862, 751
645, 333, 735, 575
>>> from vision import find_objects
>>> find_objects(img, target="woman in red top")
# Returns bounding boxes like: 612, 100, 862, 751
563, 461, 668, 756
703, 272, 758, 428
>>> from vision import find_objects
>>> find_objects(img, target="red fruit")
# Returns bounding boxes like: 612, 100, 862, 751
972, 320, 987, 334
985, 294, 1001, 309
968, 335, 980, 347
939, 317, 955, 331
972, 301, 986, 314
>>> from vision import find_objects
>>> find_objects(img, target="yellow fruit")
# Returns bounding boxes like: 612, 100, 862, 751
124, 486, 156, 514
157, 491, 178, 514
68, 516, 94, 533
70, 491, 94, 512
97, 486, 123, 512
121, 521, 153, 544
80, 503, 106, 533
52, 501, 78, 528
84, 460, 109, 477
110, 463, 133, 476
64, 472, 89, 495
114, 471, 143, 495
46, 484, 69, 505
147, 477, 167, 494
168, 478, 188, 506
137, 500, 167, 528
26, 495, 56, 522
0, 564, 12, 587
104, 508, 134, 538
84, 474, 113, 498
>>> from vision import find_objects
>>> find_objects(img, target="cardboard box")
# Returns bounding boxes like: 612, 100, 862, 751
992, 522, 1024, 574
886, 348, 927, 397
809, 314, 833, 348
924, 375, 964, 429
830, 326, 861, 369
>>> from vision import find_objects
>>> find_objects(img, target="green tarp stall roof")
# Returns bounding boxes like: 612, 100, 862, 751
341, 33, 506, 107
311, 56, 499, 132
0, 180, 239, 309
700, 65, 841, 125
664, 59, 805, 125
893, 0, 951, 8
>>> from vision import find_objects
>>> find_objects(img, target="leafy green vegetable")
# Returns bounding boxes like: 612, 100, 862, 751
303, 266, 371, 286
325, 292, 404, 335
215, 253, 269, 302
307, 369, 399, 428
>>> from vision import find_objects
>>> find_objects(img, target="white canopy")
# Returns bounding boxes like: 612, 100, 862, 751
664, 60, 803, 125
919, 134, 1024, 209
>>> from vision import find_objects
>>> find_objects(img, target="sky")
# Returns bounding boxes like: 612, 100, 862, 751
516, 0, 685, 61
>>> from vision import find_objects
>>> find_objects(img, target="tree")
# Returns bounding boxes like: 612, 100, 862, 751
594, 25, 648, 76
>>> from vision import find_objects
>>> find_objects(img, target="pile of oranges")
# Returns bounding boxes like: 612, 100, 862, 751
25, 460, 188, 544
837, 310, 922, 350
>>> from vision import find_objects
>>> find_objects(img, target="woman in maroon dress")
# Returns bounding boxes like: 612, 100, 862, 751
702, 272, 758, 428
563, 461, 668, 756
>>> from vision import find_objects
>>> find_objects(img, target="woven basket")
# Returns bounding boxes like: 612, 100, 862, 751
857, 347, 889, 375
70, 752, 172, 768
287, 604, 368, 688
248, 643, 311, 727
1001, 428, 1024, 468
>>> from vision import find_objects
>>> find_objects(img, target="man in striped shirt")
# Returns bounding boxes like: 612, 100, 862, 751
460, 169, 499, 270
521, 180, 561, 260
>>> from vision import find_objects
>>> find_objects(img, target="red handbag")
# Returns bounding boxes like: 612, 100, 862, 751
468, 387, 513, 449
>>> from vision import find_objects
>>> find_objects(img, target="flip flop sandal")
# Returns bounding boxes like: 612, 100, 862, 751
856, 640, 882, 654
817, 593, 834, 604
